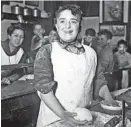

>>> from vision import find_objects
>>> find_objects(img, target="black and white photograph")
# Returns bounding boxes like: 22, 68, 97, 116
1, 1, 131, 127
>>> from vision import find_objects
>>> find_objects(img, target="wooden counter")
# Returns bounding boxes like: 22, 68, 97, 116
1, 79, 131, 127
1, 79, 40, 127
88, 87, 131, 126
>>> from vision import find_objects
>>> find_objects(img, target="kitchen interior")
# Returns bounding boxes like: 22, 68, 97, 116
1, 1, 131, 127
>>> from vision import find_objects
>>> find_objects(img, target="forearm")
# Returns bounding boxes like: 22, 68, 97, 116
99, 85, 113, 101
40, 90, 65, 118
123, 64, 131, 69
7, 73, 21, 82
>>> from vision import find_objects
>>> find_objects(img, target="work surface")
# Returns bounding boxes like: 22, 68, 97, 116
47, 111, 131, 127
1, 76, 35, 100
1, 79, 131, 127
48, 87, 131, 127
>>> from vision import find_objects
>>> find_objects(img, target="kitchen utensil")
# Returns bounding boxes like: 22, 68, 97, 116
41, 10, 51, 18
100, 100, 128, 111
115, 89, 131, 107
33, 8, 40, 17
11, 4, 23, 15
17, 14, 24, 23
23, 6, 32, 16
104, 116, 121, 127
122, 100, 125, 127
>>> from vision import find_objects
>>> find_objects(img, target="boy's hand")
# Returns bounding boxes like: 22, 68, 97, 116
1, 78, 11, 85
60, 111, 88, 126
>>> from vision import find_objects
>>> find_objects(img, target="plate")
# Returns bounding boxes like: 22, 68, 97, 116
100, 100, 128, 111
115, 89, 131, 107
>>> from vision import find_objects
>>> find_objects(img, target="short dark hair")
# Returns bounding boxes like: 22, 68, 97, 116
33, 22, 45, 30
98, 29, 112, 39
55, 4, 83, 23
85, 28, 96, 36
117, 39, 128, 47
7, 23, 25, 36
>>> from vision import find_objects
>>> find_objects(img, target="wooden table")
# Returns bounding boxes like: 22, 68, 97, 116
1, 79, 131, 127
1, 79, 40, 127
88, 87, 131, 126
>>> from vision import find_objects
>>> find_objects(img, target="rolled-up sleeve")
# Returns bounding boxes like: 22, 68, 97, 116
93, 61, 107, 100
34, 44, 57, 94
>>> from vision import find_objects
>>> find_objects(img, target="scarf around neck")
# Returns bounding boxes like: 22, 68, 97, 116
57, 36, 85, 55
1, 39, 21, 56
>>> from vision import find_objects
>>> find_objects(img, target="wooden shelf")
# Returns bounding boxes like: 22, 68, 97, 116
2, 13, 50, 21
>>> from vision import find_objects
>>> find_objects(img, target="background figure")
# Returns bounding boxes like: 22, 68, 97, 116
97, 29, 115, 91
114, 39, 131, 89
31, 23, 48, 52
82, 28, 96, 46
30, 23, 49, 61
48, 29, 59, 43
1, 23, 29, 85
82, 28, 100, 53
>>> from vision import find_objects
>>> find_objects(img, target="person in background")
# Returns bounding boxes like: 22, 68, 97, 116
83, 30, 115, 102
1, 23, 30, 85
30, 23, 48, 52
97, 29, 115, 91
82, 28, 96, 46
82, 28, 103, 54
30, 23, 49, 61
48, 29, 59, 43
114, 39, 131, 89
34, 4, 116, 127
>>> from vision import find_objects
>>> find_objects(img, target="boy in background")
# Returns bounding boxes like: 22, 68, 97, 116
82, 28, 96, 46
114, 40, 131, 89
31, 23, 48, 52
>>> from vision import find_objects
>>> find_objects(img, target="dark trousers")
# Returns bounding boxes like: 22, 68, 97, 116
105, 74, 116, 92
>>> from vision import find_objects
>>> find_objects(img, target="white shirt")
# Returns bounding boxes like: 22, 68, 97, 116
1, 46, 24, 65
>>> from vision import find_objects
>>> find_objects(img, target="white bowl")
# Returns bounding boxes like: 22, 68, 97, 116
100, 100, 128, 111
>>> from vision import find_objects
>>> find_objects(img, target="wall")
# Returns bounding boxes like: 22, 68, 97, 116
1, 1, 129, 43
80, 17, 99, 37
99, 1, 129, 48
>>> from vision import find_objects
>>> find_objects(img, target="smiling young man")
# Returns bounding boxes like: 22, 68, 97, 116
34, 5, 115, 127
97, 29, 115, 91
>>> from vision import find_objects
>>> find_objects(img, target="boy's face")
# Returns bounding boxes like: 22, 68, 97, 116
98, 34, 110, 47
118, 44, 127, 54
85, 35, 94, 42
9, 29, 24, 47
34, 24, 45, 36
55, 10, 80, 43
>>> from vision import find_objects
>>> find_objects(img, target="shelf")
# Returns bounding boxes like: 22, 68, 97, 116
2, 13, 50, 21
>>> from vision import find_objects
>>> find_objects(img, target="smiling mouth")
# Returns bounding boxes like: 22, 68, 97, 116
64, 30, 73, 34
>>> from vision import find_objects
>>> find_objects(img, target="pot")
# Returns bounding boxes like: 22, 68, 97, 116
33, 8, 40, 17
23, 6, 32, 16
41, 10, 51, 18
11, 5, 23, 15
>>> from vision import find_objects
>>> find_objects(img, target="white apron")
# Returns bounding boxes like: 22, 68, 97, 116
36, 42, 97, 127
121, 70, 129, 89
1, 47, 24, 65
